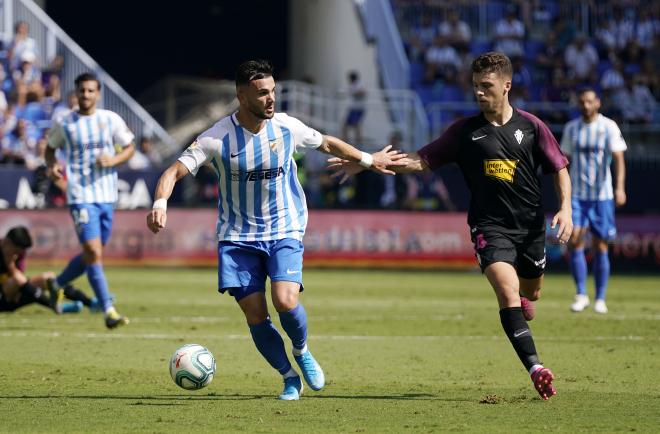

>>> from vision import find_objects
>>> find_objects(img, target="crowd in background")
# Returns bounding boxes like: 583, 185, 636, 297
3, 1, 659, 212
0, 22, 162, 207
394, 0, 658, 127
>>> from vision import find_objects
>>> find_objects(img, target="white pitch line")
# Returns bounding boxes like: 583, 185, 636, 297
0, 330, 657, 342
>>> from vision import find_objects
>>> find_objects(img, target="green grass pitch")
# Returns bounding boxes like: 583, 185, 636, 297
1, 268, 659, 433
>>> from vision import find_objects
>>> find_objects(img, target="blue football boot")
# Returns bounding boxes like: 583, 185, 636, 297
278, 376, 303, 401
294, 350, 325, 391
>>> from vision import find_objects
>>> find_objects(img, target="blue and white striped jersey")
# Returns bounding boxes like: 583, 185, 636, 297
48, 109, 135, 205
560, 114, 626, 201
179, 112, 323, 242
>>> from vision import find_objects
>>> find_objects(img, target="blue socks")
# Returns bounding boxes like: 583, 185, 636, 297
278, 304, 308, 350
569, 249, 588, 295
593, 251, 610, 301
56, 254, 86, 287
249, 319, 292, 375
86, 263, 112, 312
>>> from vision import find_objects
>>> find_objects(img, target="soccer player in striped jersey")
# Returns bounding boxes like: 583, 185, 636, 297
147, 59, 404, 401
561, 88, 627, 314
45, 72, 135, 329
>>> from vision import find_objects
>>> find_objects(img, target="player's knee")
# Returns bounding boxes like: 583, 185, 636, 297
82, 247, 102, 264
243, 310, 269, 326
272, 294, 297, 313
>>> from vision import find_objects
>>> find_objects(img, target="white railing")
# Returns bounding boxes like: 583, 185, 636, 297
1, 0, 177, 154
276, 80, 428, 150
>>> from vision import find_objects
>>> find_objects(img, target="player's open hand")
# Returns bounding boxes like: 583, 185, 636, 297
327, 145, 407, 184
551, 208, 573, 244
147, 208, 167, 234
327, 158, 362, 184
371, 145, 408, 175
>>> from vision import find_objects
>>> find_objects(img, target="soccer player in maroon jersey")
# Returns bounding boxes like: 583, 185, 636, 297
330, 52, 572, 400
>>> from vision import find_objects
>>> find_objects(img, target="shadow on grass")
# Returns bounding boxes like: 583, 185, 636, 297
0, 392, 464, 402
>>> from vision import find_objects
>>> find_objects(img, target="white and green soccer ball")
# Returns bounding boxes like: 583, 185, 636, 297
169, 344, 216, 390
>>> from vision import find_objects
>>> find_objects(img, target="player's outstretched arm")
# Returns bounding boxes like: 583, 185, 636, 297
551, 167, 573, 244
147, 161, 190, 234
97, 143, 136, 168
318, 135, 407, 176
328, 150, 429, 184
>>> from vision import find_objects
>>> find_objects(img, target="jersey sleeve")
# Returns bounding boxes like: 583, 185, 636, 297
536, 118, 568, 174
110, 113, 135, 147
177, 135, 217, 176
606, 119, 627, 152
417, 118, 465, 170
559, 123, 572, 156
47, 121, 66, 149
281, 113, 323, 150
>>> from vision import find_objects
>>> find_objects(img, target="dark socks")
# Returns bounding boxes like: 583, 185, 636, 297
19, 282, 50, 307
499, 307, 540, 371
278, 304, 308, 350
249, 318, 292, 375
63, 284, 93, 306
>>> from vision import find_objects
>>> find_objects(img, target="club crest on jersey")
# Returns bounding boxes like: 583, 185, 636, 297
514, 129, 524, 144
269, 138, 282, 153
484, 159, 519, 183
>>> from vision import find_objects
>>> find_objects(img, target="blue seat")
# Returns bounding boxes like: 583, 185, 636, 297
525, 40, 544, 61
470, 40, 492, 56
410, 61, 425, 86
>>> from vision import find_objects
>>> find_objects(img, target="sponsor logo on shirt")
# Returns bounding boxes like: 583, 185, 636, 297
269, 138, 282, 153
484, 159, 519, 183
231, 167, 284, 181
514, 129, 524, 145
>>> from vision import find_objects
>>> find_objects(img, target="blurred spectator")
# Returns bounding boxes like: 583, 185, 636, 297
493, 5, 525, 59
42, 75, 62, 119
642, 34, 660, 98
564, 33, 599, 85
510, 57, 532, 104
438, 10, 471, 51
536, 31, 563, 81
342, 71, 367, 145
405, 171, 455, 211
635, 10, 660, 49
7, 22, 37, 71
596, 17, 618, 57
540, 67, 572, 124
28, 134, 66, 207
413, 14, 437, 50
20, 89, 49, 141
553, 15, 577, 52
0, 89, 7, 115
600, 57, 625, 93
51, 91, 78, 122
619, 40, 645, 75
127, 136, 162, 170
615, 74, 657, 124
12, 51, 41, 86
529, 1, 554, 40
1, 119, 33, 165
424, 35, 461, 84
609, 6, 635, 51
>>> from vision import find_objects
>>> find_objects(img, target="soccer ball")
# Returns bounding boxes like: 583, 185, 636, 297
169, 344, 216, 390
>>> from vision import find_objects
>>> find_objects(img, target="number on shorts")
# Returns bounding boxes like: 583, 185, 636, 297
72, 208, 90, 227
